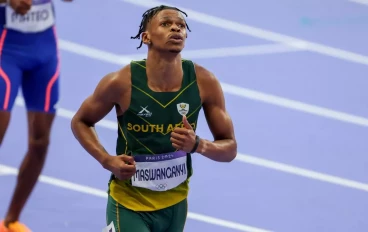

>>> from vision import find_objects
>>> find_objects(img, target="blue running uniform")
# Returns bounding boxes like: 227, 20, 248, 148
0, 0, 59, 113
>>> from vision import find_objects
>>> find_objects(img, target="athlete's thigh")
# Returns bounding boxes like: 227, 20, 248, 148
106, 195, 151, 232
165, 199, 188, 232
22, 52, 59, 113
0, 53, 22, 143
0, 52, 22, 113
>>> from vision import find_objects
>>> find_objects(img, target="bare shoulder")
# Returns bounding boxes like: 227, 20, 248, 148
194, 63, 218, 83
192, 62, 235, 144
99, 64, 132, 115
98, 64, 131, 97
194, 63, 223, 105
72, 64, 132, 125
115, 64, 132, 87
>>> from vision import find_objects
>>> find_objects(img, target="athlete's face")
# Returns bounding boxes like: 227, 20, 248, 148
143, 9, 188, 53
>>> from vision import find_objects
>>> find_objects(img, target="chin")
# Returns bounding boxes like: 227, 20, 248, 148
168, 48, 182, 53
166, 44, 184, 54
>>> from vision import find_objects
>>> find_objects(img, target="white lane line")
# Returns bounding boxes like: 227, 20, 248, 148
349, 0, 368, 6
57, 39, 368, 127
119, 0, 368, 66
123, 43, 303, 60
221, 83, 368, 127
0, 164, 273, 232
236, 155, 368, 192
59, 39, 132, 65
0, 165, 17, 176
14, 96, 368, 193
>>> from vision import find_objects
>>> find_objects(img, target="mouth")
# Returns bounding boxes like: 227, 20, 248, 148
169, 34, 184, 41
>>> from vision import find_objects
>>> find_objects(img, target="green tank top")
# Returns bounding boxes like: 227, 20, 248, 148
108, 59, 202, 211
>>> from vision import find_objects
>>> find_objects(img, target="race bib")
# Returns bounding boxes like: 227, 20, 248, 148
131, 151, 188, 191
5, 0, 55, 33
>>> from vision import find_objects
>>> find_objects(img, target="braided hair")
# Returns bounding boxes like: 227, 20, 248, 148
131, 5, 191, 49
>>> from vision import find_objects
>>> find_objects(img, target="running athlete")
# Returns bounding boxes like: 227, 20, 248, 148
0, 0, 71, 231
71, 5, 237, 232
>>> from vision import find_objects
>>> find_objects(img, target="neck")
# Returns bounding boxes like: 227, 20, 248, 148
145, 49, 183, 92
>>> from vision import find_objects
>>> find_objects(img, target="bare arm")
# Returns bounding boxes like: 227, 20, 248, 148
195, 64, 237, 162
71, 69, 128, 168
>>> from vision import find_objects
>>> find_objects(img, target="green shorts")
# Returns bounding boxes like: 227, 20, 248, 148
105, 195, 188, 232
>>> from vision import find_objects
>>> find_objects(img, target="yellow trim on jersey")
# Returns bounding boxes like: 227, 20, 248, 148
131, 59, 185, 68
110, 59, 195, 212
131, 59, 197, 109
132, 80, 197, 109
126, 130, 155, 155
117, 122, 128, 154
116, 201, 120, 232
109, 178, 190, 212
129, 103, 202, 136
131, 61, 146, 69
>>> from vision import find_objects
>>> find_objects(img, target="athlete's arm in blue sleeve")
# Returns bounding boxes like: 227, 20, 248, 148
195, 64, 237, 162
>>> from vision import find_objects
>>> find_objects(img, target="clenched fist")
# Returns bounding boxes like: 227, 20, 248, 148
170, 115, 198, 153
104, 154, 136, 180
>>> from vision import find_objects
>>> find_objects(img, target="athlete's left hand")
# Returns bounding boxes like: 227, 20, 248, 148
170, 115, 197, 153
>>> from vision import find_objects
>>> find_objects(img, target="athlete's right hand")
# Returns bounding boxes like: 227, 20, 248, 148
104, 155, 136, 180
9, 0, 32, 15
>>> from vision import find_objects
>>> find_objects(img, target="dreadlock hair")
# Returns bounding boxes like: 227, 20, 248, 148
131, 5, 191, 49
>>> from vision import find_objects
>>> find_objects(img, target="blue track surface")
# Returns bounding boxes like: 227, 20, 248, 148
1, 0, 368, 231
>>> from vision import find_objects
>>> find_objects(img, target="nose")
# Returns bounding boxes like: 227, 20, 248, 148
170, 25, 180, 32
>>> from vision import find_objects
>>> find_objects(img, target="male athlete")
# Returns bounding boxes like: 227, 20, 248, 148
71, 5, 237, 232
0, 0, 71, 231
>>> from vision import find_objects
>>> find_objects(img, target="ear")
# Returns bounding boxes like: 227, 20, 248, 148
141, 32, 151, 45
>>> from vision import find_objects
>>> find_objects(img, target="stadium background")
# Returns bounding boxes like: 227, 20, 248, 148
1, 0, 368, 231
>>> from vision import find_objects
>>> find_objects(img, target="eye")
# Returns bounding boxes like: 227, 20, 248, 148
161, 22, 170, 27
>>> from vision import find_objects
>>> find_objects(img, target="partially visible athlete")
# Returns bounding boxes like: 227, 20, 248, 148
0, 0, 72, 231
71, 5, 237, 232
